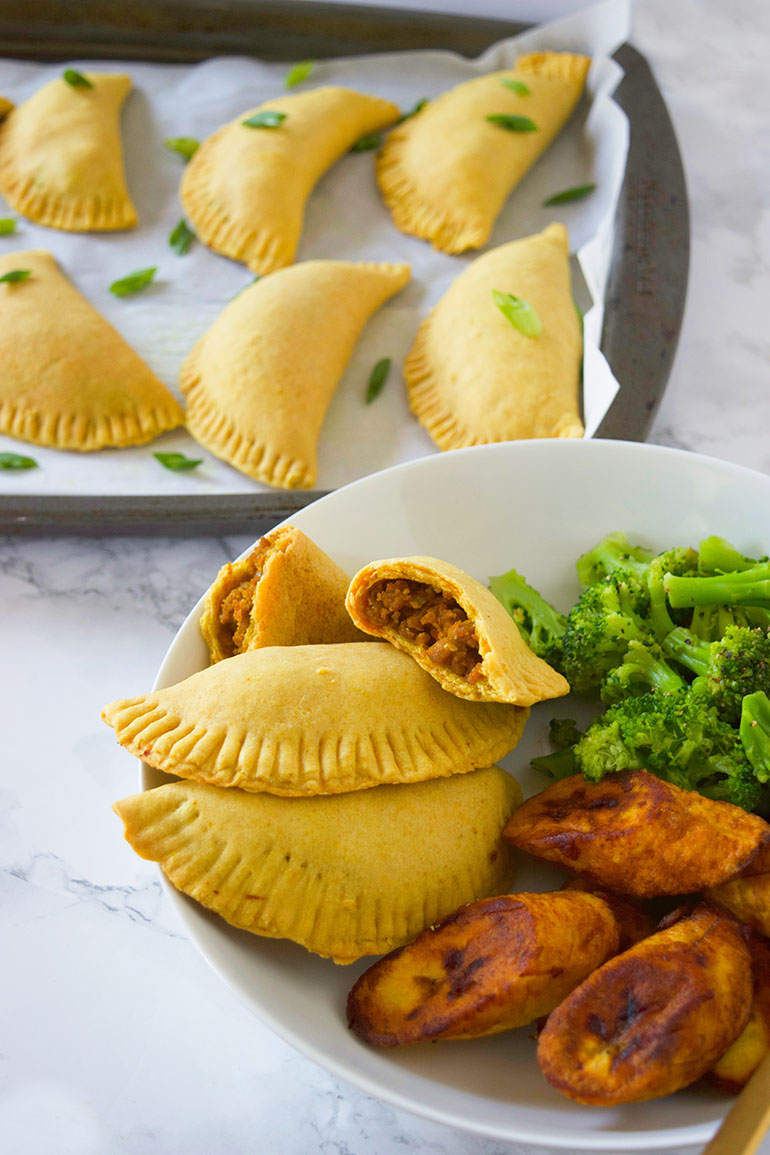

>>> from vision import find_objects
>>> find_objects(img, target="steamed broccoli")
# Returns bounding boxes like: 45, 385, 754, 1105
600, 638, 685, 705
523, 530, 770, 813
665, 561, 770, 610
698, 535, 765, 575
573, 534, 698, 642
688, 604, 770, 640
488, 568, 567, 669
646, 547, 699, 640
575, 532, 655, 587
686, 537, 770, 633
573, 687, 763, 811
550, 717, 584, 748
740, 691, 770, 783
530, 717, 583, 780
662, 624, 770, 723
561, 570, 652, 696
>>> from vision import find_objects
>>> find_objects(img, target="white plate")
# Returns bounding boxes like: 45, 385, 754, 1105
145, 439, 770, 1150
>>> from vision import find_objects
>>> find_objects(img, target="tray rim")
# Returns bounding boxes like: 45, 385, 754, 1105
0, 1, 689, 535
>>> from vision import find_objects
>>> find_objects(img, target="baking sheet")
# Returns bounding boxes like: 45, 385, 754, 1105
0, 0, 630, 498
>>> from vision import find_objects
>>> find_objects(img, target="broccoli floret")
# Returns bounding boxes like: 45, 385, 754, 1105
746, 607, 770, 630
573, 533, 698, 642
688, 604, 770, 640
740, 691, 770, 784
665, 561, 770, 610
600, 638, 685, 704
530, 717, 583, 780
575, 532, 655, 587
572, 712, 643, 777
646, 547, 699, 640
662, 626, 711, 677
687, 540, 770, 634
488, 568, 567, 669
573, 687, 763, 811
561, 570, 652, 696
533, 533, 770, 811
663, 624, 770, 723
698, 535, 765, 574
549, 717, 584, 749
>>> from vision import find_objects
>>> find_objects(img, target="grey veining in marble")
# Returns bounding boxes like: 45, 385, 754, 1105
4, 1, 770, 1152
639, 0, 770, 473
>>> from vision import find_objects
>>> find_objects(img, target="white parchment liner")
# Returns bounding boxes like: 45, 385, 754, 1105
0, 0, 630, 496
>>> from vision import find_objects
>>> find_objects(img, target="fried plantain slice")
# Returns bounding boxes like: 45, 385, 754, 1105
347, 890, 619, 1046
709, 931, 770, 1092
707, 844, 770, 936
561, 877, 655, 952
503, 769, 770, 897
537, 903, 752, 1105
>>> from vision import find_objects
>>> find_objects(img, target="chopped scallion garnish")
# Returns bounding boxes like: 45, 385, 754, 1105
109, 268, 157, 296
492, 290, 542, 337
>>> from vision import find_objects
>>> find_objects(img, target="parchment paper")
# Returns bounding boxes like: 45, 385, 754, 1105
0, 0, 630, 497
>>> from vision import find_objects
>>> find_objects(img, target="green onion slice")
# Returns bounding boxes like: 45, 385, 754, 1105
492, 290, 542, 337
397, 98, 428, 123
154, 452, 203, 471
0, 218, 17, 236
63, 69, 93, 88
350, 131, 383, 153
285, 60, 315, 88
485, 114, 538, 132
500, 78, 531, 96
164, 137, 200, 161
366, 357, 392, 403
544, 183, 597, 206
242, 110, 287, 129
169, 219, 196, 256
109, 268, 157, 296
0, 452, 37, 470
0, 269, 31, 284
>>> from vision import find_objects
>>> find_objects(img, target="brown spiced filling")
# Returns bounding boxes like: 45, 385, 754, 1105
366, 578, 484, 683
218, 537, 272, 654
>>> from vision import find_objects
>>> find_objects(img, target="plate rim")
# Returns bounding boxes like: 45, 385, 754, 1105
145, 438, 770, 1149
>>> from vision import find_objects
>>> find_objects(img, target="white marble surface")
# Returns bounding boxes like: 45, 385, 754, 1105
3, 1, 770, 1152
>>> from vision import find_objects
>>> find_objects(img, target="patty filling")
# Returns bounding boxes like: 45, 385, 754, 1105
366, 578, 484, 682
218, 538, 272, 654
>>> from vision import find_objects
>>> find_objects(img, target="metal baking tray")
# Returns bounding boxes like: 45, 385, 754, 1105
0, 0, 689, 536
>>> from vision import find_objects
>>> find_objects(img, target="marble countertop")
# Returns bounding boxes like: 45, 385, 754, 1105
3, 1, 770, 1152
